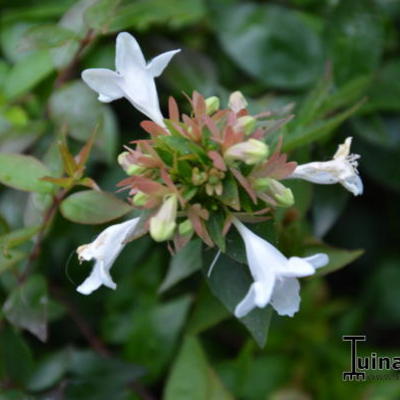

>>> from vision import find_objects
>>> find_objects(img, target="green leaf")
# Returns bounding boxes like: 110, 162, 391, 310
21, 24, 78, 50
0, 326, 35, 386
3, 275, 48, 341
186, 284, 230, 334
159, 239, 202, 293
109, 0, 206, 32
214, 4, 324, 89
0, 250, 26, 275
304, 243, 364, 276
0, 154, 54, 193
65, 349, 144, 400
27, 350, 69, 392
326, 0, 384, 83
4, 50, 54, 99
203, 250, 273, 347
49, 80, 118, 163
283, 99, 365, 151
206, 212, 226, 252
164, 335, 234, 400
0, 225, 40, 253
124, 296, 192, 379
60, 190, 132, 224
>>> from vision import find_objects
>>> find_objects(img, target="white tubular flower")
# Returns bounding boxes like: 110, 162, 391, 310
288, 137, 363, 196
233, 218, 328, 318
81, 32, 180, 126
77, 217, 140, 295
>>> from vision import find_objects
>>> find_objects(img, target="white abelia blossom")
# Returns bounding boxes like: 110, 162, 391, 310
233, 218, 329, 318
81, 32, 180, 126
77, 217, 140, 295
288, 137, 363, 196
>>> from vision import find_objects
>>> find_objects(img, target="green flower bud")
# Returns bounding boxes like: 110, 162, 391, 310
126, 164, 146, 176
225, 139, 269, 165
253, 177, 272, 192
257, 178, 294, 207
118, 151, 146, 176
205, 96, 220, 115
132, 191, 149, 207
150, 195, 178, 242
178, 219, 194, 236
275, 187, 294, 207
237, 115, 256, 136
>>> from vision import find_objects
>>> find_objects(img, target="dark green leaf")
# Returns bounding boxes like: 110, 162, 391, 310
214, 4, 324, 89
159, 239, 202, 293
3, 275, 48, 341
60, 190, 132, 224
164, 335, 233, 400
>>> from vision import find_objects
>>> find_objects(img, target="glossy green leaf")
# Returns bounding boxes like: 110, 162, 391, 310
159, 239, 202, 293
3, 275, 48, 341
60, 190, 132, 224
326, 0, 384, 83
0, 326, 35, 386
0, 154, 54, 193
49, 80, 118, 163
186, 284, 230, 334
0, 250, 27, 275
109, 0, 206, 32
4, 50, 54, 99
124, 296, 192, 379
164, 335, 234, 400
214, 4, 324, 89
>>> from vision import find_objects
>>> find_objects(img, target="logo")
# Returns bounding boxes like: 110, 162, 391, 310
342, 335, 400, 381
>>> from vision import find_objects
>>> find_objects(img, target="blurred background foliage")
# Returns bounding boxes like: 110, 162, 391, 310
0, 0, 399, 399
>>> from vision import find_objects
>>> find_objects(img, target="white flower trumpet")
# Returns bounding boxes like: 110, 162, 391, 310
81, 32, 180, 126
76, 217, 140, 295
233, 218, 329, 318
288, 137, 363, 196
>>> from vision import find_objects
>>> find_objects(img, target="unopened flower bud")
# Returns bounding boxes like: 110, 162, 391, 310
253, 177, 272, 192
192, 167, 208, 186
225, 139, 269, 165
260, 178, 294, 207
275, 187, 294, 207
205, 96, 220, 115
132, 191, 149, 207
126, 164, 146, 176
150, 195, 177, 242
236, 115, 256, 135
178, 219, 193, 236
228, 91, 248, 113
118, 151, 145, 176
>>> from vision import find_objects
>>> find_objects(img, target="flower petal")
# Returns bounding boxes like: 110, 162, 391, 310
81, 68, 123, 103
235, 281, 273, 318
115, 32, 146, 74
279, 257, 316, 277
303, 253, 329, 269
341, 173, 363, 196
270, 277, 300, 317
147, 49, 181, 77
76, 218, 140, 295
77, 260, 114, 295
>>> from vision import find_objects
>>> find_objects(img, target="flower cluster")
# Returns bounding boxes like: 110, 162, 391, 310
77, 32, 363, 319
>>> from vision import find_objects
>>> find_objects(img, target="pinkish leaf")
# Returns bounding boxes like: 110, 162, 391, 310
208, 151, 227, 171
